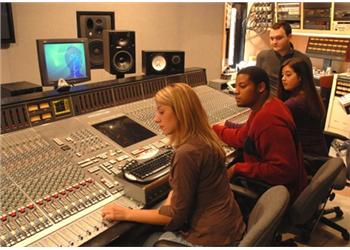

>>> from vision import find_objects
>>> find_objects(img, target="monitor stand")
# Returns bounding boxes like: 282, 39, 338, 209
56, 78, 71, 92
116, 73, 125, 79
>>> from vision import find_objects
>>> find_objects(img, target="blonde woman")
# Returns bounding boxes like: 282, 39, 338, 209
102, 83, 245, 246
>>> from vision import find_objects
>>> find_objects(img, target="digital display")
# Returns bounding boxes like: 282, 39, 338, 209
55, 101, 66, 113
44, 43, 88, 82
52, 99, 71, 116
92, 116, 156, 148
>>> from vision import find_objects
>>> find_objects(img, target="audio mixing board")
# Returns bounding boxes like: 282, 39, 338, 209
0, 85, 249, 247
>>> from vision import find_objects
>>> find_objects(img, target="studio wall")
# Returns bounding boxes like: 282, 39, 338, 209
0, 2, 225, 86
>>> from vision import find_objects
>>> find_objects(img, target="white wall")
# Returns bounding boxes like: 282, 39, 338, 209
0, 2, 225, 86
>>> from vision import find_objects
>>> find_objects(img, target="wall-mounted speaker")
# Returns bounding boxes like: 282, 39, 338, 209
142, 51, 185, 75
103, 30, 136, 77
76, 11, 115, 69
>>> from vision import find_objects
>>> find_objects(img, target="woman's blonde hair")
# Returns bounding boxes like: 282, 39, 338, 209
155, 83, 225, 159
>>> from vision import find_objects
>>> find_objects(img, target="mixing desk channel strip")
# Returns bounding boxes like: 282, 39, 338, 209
16, 194, 118, 247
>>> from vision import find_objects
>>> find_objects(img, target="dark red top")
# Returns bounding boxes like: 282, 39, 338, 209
213, 97, 308, 202
285, 95, 328, 157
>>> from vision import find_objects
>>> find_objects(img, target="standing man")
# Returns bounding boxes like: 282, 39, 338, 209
256, 21, 312, 86
212, 66, 307, 203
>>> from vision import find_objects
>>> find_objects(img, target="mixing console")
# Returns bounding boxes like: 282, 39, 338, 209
0, 126, 141, 247
0, 85, 249, 246
118, 99, 161, 134
193, 85, 248, 124
116, 85, 248, 133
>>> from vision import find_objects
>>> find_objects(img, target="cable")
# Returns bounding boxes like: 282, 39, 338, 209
244, 3, 274, 35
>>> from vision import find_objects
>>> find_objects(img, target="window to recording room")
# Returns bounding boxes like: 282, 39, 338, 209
223, 3, 247, 71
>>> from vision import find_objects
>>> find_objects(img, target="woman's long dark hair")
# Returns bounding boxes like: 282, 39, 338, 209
277, 58, 326, 120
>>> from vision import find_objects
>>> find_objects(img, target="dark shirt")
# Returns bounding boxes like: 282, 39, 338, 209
285, 95, 328, 156
159, 136, 245, 246
213, 97, 308, 202
256, 45, 312, 85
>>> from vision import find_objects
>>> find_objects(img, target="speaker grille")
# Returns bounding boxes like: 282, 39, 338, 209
142, 78, 167, 98
113, 83, 143, 105
186, 70, 207, 87
89, 39, 104, 68
104, 31, 136, 75
72, 89, 114, 115
1, 105, 29, 133
77, 12, 115, 69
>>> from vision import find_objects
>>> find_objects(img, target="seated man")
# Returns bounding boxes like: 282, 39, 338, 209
212, 66, 307, 203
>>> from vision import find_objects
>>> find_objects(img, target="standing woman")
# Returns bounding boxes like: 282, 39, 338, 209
278, 58, 328, 159
102, 83, 245, 246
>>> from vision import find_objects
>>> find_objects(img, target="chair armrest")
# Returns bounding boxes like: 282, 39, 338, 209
154, 239, 187, 247
229, 183, 259, 200
231, 175, 273, 198
304, 154, 330, 176
333, 166, 347, 190
234, 175, 272, 189
324, 131, 348, 141
304, 154, 329, 163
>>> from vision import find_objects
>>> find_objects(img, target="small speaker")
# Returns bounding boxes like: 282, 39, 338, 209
76, 11, 115, 69
103, 30, 136, 77
142, 51, 185, 75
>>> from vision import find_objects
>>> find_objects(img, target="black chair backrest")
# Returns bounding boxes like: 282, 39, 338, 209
289, 157, 345, 225
239, 185, 290, 246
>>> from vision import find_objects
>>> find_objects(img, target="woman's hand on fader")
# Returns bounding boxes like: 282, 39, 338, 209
101, 203, 131, 222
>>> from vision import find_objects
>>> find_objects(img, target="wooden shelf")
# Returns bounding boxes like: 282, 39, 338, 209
276, 2, 350, 38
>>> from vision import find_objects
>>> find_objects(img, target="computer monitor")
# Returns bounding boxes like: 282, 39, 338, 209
36, 38, 91, 87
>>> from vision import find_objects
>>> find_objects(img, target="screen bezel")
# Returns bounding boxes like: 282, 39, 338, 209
36, 38, 91, 87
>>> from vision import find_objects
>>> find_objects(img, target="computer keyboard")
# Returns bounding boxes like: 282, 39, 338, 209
122, 149, 173, 183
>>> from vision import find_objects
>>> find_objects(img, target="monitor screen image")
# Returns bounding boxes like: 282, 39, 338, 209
92, 116, 156, 148
37, 38, 91, 87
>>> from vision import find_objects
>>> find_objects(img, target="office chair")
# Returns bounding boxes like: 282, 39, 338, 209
238, 185, 290, 246
153, 185, 290, 247
231, 157, 348, 244
279, 157, 348, 243
319, 165, 349, 241
303, 153, 349, 241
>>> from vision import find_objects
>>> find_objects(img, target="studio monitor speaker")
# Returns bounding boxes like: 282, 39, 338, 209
76, 11, 115, 69
142, 51, 185, 75
103, 30, 136, 77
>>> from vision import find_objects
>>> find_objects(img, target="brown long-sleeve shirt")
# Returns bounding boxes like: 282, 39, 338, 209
159, 137, 245, 246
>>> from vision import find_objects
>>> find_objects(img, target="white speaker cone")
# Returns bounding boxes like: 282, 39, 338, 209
151, 55, 166, 71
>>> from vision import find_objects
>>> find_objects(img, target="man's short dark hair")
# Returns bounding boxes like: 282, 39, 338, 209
237, 66, 270, 93
271, 21, 292, 36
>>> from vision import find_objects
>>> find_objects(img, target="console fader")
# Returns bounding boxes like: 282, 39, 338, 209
0, 85, 250, 247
